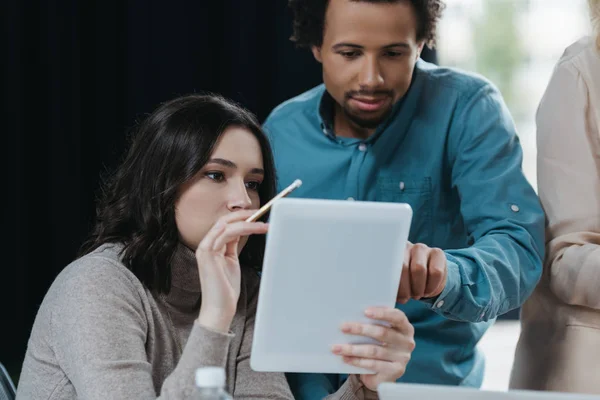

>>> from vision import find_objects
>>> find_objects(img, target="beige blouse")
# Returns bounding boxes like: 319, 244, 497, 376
510, 36, 600, 393
537, 36, 600, 308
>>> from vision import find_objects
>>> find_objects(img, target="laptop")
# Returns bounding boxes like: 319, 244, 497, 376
377, 383, 600, 400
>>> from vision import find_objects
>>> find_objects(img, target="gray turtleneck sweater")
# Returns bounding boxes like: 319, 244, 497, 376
16, 243, 369, 399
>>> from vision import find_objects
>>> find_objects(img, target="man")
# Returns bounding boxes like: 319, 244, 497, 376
263, 0, 545, 398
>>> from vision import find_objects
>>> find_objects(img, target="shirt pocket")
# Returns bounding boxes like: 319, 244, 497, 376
376, 174, 433, 243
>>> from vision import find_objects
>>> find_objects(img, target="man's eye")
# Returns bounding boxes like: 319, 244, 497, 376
385, 51, 403, 57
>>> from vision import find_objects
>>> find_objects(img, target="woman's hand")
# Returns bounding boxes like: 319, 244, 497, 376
332, 307, 415, 392
195, 210, 269, 333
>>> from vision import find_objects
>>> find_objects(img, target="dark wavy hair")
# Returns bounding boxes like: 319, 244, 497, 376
288, 0, 445, 49
79, 93, 277, 294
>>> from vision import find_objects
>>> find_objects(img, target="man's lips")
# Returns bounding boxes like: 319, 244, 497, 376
349, 96, 389, 112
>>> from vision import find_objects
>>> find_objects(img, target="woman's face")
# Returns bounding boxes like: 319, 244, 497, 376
175, 126, 264, 252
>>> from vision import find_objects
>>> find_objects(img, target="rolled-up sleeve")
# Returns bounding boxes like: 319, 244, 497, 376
422, 83, 546, 322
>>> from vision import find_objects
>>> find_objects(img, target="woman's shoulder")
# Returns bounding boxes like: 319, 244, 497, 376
540, 37, 598, 105
46, 243, 147, 306
28, 243, 153, 349
555, 36, 600, 77
59, 243, 134, 279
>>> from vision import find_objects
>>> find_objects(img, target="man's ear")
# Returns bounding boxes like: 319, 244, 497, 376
416, 41, 426, 60
311, 46, 323, 63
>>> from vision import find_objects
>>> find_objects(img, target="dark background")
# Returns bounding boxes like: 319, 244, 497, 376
3, 0, 512, 384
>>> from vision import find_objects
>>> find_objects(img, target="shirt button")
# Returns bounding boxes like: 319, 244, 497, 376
435, 300, 444, 308
399, 181, 405, 191
358, 143, 367, 152
510, 204, 520, 212
347, 197, 355, 201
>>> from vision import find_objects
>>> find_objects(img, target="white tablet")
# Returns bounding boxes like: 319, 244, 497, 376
377, 383, 600, 400
250, 198, 412, 374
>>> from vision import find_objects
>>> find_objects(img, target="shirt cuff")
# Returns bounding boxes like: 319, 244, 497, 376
419, 254, 487, 322
325, 375, 366, 400
179, 322, 235, 369
420, 255, 461, 312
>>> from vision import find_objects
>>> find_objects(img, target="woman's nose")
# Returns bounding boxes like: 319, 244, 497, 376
227, 182, 253, 211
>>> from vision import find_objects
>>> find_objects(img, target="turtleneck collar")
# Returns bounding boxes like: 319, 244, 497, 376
163, 242, 201, 312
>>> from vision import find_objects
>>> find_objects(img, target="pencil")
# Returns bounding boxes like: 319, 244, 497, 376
245, 179, 303, 222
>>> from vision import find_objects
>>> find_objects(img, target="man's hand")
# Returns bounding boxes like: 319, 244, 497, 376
397, 242, 447, 304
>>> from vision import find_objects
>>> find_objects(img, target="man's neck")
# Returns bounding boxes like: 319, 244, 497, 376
333, 104, 376, 140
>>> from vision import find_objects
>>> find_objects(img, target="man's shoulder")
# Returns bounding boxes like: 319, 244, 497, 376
417, 59, 497, 99
264, 84, 324, 128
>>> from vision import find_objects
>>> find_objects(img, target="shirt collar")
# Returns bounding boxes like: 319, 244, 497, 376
318, 90, 336, 140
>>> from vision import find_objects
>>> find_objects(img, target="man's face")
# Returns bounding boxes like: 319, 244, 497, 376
313, 0, 425, 129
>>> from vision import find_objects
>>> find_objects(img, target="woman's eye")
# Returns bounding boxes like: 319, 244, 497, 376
340, 51, 359, 59
245, 181, 261, 191
205, 172, 225, 182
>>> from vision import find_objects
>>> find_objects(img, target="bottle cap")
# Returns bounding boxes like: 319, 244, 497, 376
195, 367, 226, 388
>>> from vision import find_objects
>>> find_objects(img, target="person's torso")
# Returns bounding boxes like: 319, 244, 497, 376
264, 61, 498, 386
17, 244, 249, 399
522, 35, 600, 330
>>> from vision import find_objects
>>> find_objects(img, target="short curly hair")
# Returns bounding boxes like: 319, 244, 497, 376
289, 0, 445, 49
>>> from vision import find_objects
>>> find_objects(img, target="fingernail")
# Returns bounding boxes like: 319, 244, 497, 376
340, 323, 350, 332
365, 309, 375, 318
331, 345, 342, 353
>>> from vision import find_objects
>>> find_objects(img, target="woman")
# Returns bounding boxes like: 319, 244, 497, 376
510, 0, 600, 393
16, 93, 415, 399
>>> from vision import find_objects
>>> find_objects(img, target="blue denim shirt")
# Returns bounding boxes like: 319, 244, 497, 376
263, 59, 544, 398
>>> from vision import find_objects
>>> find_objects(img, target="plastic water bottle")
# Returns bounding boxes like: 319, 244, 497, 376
194, 367, 232, 399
